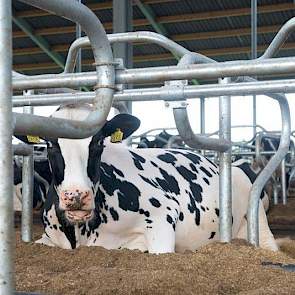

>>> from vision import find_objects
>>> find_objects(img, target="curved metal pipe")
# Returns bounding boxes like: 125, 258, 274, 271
14, 0, 115, 139
173, 108, 230, 152
261, 17, 295, 59
247, 95, 291, 246
64, 31, 197, 73
170, 53, 231, 152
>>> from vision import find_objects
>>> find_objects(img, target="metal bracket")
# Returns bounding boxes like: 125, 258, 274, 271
162, 81, 188, 108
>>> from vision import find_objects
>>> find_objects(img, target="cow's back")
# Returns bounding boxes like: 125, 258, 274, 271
98, 143, 252, 252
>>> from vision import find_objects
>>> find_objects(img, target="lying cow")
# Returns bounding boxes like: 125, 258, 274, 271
138, 130, 184, 149
19, 104, 278, 253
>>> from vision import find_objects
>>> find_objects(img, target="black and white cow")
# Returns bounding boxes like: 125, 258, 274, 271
138, 130, 184, 149
13, 158, 51, 211
20, 104, 278, 253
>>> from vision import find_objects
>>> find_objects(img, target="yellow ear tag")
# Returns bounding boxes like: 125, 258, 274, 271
26, 135, 41, 144
110, 128, 124, 143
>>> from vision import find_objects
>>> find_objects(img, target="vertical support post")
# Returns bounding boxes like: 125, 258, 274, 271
200, 96, 205, 134
251, 0, 257, 137
21, 91, 34, 242
76, 0, 81, 74
281, 158, 287, 205
0, 0, 14, 292
113, 0, 133, 113
219, 77, 232, 243
273, 183, 279, 205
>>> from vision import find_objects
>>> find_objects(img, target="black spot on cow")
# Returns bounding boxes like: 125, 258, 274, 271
166, 215, 173, 224
145, 219, 153, 224
176, 165, 197, 182
109, 207, 119, 221
236, 161, 265, 200
149, 198, 161, 208
140, 175, 158, 189
151, 161, 158, 168
167, 206, 171, 210
53, 224, 58, 230
130, 151, 146, 171
209, 167, 217, 175
156, 168, 180, 195
170, 150, 202, 165
203, 177, 209, 185
139, 209, 150, 217
101, 213, 108, 224
201, 205, 206, 212
187, 192, 201, 226
206, 157, 218, 168
146, 226, 153, 229
190, 183, 203, 203
189, 163, 198, 173
179, 212, 184, 221
166, 215, 176, 231
100, 163, 140, 212
209, 232, 216, 239
157, 153, 177, 165
171, 196, 180, 205
200, 166, 213, 178
215, 208, 220, 217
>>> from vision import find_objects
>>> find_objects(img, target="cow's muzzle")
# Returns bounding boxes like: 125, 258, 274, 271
65, 210, 94, 223
60, 189, 95, 223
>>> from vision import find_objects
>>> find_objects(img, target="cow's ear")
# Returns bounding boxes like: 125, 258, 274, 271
102, 114, 140, 142
14, 135, 42, 145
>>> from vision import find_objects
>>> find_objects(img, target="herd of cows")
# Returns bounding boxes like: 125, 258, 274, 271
13, 104, 292, 253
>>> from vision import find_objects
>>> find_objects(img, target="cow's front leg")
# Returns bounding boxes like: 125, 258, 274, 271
144, 222, 176, 254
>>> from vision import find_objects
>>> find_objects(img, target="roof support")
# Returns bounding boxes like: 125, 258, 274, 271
113, 0, 133, 113
134, 0, 199, 86
12, 8, 65, 69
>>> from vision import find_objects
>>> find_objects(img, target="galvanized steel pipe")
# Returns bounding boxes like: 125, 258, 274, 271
13, 78, 295, 106
13, 144, 33, 156
247, 95, 290, 246
170, 53, 231, 152
0, 0, 14, 292
14, 0, 115, 139
13, 56, 295, 90
218, 77, 232, 242
281, 158, 287, 205
21, 99, 34, 243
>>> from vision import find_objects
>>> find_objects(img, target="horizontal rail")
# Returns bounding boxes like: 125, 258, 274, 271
12, 78, 295, 107
13, 57, 295, 90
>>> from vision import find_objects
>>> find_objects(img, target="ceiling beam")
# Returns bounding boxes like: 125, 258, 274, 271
13, 42, 295, 71
14, 0, 178, 18
12, 3, 295, 39
12, 24, 283, 57
12, 10, 65, 69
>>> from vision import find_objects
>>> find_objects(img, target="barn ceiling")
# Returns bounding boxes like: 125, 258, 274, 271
12, 0, 295, 81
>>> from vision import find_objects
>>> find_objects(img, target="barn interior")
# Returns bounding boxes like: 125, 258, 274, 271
7, 0, 295, 294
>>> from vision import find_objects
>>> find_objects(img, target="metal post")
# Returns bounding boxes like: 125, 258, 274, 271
76, 0, 82, 74
0, 0, 14, 292
281, 158, 287, 205
219, 77, 232, 242
273, 184, 279, 205
251, 0, 257, 137
21, 91, 34, 242
113, 0, 133, 113
200, 96, 205, 134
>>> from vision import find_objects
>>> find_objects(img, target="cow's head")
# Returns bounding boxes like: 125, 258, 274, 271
16, 105, 140, 224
